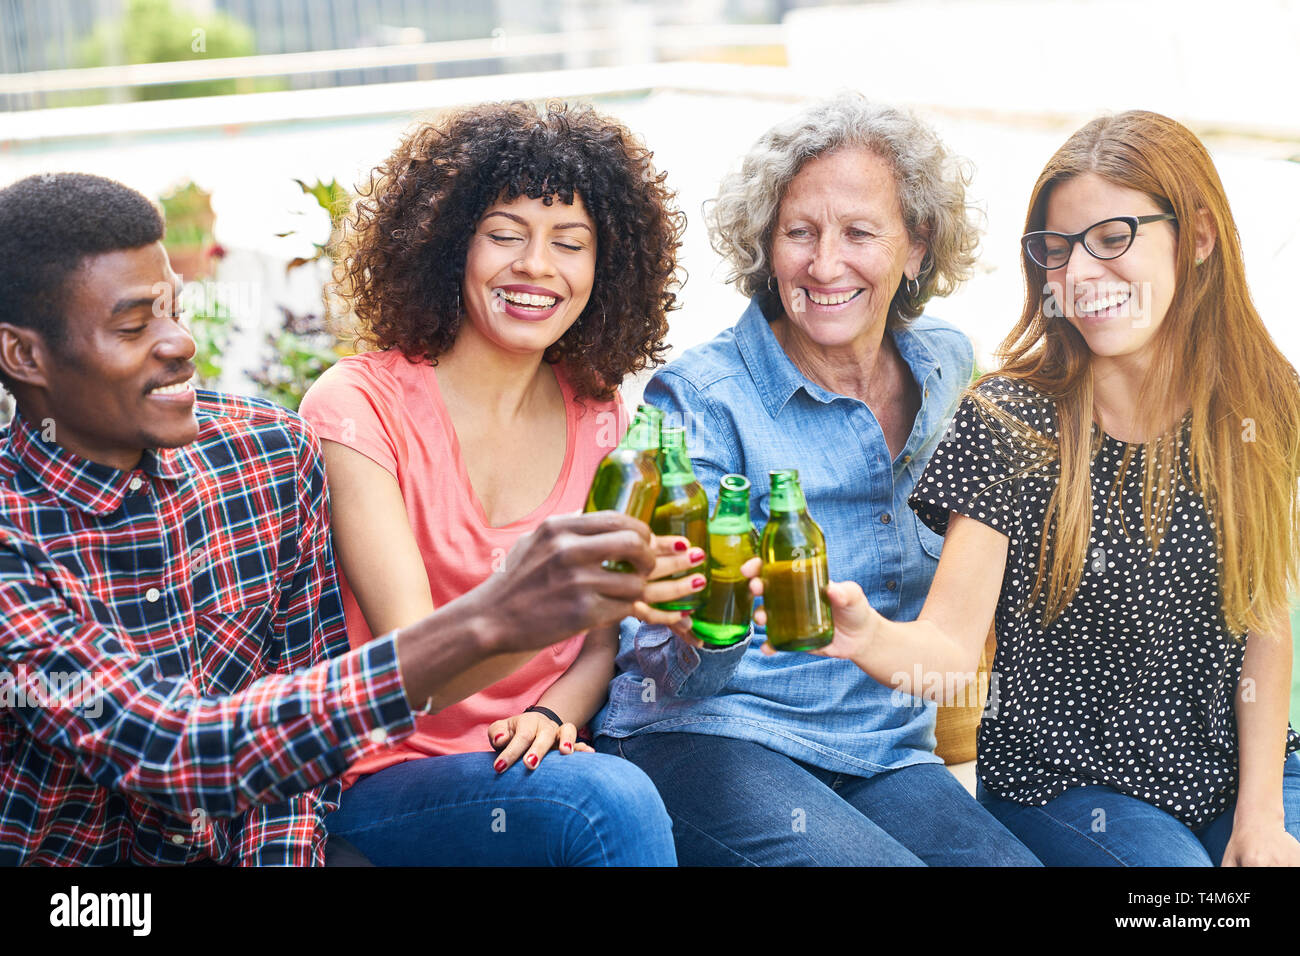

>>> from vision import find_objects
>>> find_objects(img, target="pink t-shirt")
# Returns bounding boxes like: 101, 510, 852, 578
298, 349, 627, 787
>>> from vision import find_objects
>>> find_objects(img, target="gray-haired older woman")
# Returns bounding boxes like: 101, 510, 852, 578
594, 93, 1040, 865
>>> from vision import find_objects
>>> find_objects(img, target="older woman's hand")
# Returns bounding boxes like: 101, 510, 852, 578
631, 535, 707, 646
742, 557, 881, 663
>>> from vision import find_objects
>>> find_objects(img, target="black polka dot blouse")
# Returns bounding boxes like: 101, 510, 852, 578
908, 376, 1300, 828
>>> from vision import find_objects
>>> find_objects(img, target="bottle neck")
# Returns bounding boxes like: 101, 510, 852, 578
768, 474, 807, 514
716, 488, 751, 518
621, 411, 659, 453
658, 430, 696, 485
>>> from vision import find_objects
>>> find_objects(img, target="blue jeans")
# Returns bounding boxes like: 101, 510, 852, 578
324, 751, 677, 866
598, 732, 1042, 866
977, 752, 1300, 866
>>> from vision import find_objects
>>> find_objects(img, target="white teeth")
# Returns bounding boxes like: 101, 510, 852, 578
1077, 290, 1131, 314
149, 381, 193, 396
806, 289, 860, 306
498, 290, 558, 308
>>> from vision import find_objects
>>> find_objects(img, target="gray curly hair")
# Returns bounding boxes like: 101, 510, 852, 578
705, 92, 980, 328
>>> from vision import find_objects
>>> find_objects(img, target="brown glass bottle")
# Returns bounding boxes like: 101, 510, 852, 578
759, 469, 833, 651
649, 426, 709, 611
584, 405, 661, 571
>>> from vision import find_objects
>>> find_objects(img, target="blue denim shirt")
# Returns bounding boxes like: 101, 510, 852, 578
595, 297, 974, 776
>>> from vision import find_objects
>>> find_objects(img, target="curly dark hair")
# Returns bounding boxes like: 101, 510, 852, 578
335, 100, 685, 400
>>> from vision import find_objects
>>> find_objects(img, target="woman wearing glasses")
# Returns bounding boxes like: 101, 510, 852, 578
750, 110, 1300, 865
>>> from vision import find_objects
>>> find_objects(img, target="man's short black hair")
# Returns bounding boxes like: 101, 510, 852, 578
0, 172, 165, 352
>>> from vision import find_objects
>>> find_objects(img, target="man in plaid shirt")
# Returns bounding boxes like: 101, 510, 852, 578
0, 173, 658, 865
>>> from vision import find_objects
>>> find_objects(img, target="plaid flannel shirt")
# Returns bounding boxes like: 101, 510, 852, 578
0, 391, 416, 866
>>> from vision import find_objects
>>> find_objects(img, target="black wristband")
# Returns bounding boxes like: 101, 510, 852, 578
525, 705, 564, 728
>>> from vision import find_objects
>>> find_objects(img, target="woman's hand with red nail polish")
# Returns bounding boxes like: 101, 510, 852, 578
488, 709, 589, 773
487, 711, 554, 773
635, 534, 710, 627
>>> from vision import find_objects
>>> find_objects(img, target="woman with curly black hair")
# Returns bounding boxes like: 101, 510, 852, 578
298, 100, 693, 865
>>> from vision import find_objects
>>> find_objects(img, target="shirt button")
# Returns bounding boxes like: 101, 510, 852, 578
128, 476, 144, 491
903, 454, 912, 463
171, 833, 185, 845
145, 588, 161, 603
880, 513, 892, 524
369, 728, 388, 745
886, 580, 898, 591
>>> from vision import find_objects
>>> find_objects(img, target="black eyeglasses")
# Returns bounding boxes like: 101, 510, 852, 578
1021, 214, 1177, 270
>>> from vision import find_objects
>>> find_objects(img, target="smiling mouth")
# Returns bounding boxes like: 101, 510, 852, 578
146, 377, 195, 397
496, 289, 559, 309
1076, 289, 1131, 315
804, 288, 863, 306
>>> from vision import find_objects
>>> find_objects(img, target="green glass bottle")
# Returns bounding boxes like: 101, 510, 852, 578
759, 469, 833, 651
637, 403, 665, 468
639, 404, 664, 451
649, 426, 709, 611
691, 474, 758, 646
584, 405, 662, 571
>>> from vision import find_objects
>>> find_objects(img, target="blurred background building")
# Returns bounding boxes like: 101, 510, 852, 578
5, 0, 834, 100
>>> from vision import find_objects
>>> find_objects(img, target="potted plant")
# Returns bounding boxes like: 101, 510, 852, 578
159, 180, 221, 281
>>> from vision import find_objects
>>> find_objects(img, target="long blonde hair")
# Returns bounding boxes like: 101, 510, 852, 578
976, 110, 1300, 637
